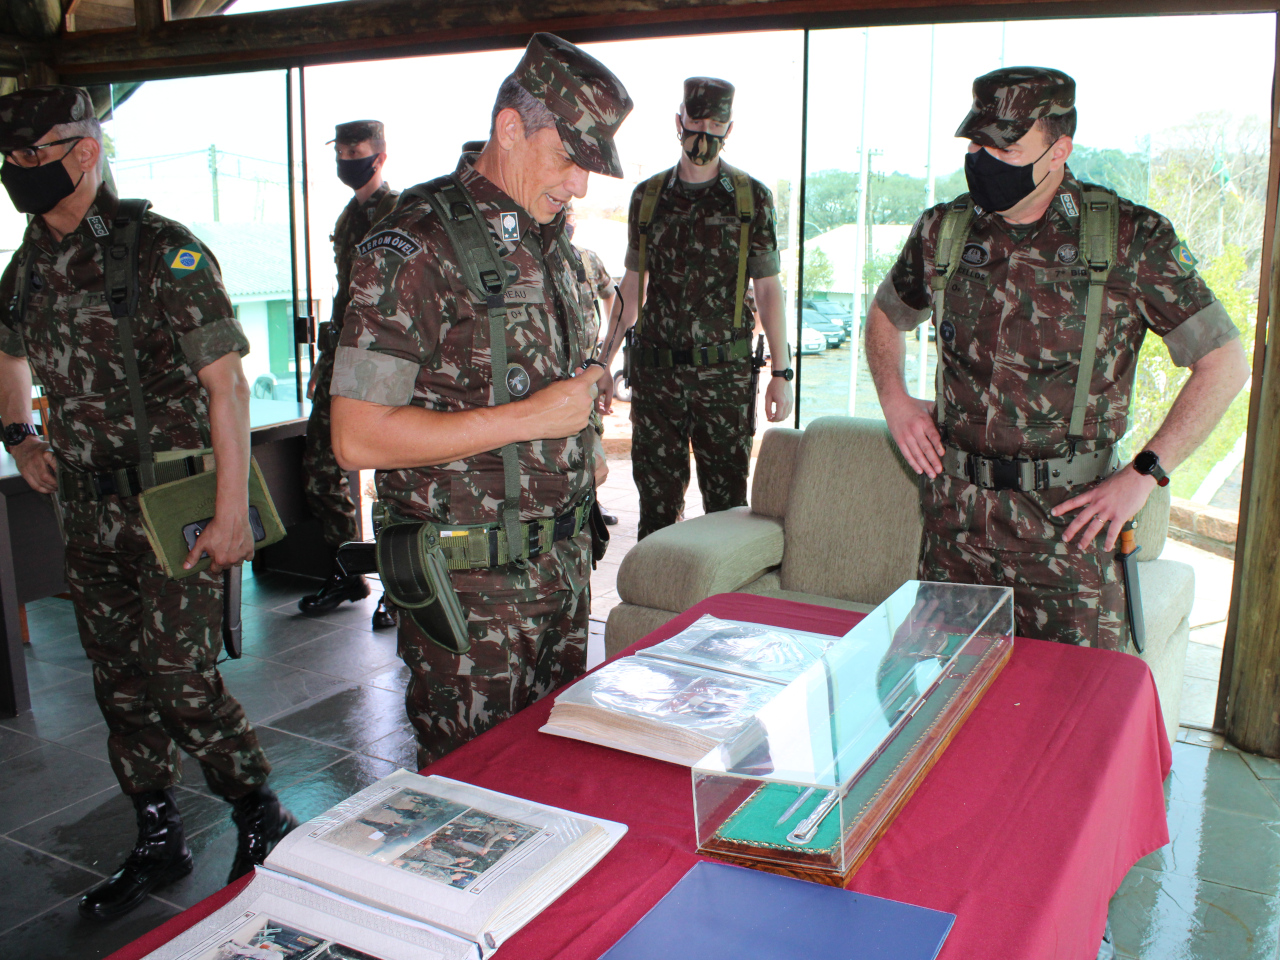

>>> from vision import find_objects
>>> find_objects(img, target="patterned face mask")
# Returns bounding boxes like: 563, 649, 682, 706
680, 125, 725, 166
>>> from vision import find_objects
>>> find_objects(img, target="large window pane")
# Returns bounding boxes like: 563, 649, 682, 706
105, 71, 300, 401
302, 32, 804, 387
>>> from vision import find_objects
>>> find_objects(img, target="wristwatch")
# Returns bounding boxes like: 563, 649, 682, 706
771, 368, 794, 382
1133, 450, 1170, 487
2, 422, 37, 451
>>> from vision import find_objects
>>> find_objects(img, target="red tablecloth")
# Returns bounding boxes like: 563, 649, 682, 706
109, 594, 1171, 960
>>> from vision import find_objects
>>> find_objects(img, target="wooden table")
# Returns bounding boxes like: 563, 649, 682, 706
0, 399, 360, 717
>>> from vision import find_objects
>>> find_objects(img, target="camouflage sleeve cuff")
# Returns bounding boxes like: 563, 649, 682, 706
0, 323, 26, 358
330, 344, 419, 406
178, 317, 249, 373
874, 274, 930, 331
623, 246, 640, 272
747, 251, 781, 279
1161, 299, 1240, 368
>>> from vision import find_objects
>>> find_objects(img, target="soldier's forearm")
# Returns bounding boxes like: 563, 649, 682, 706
1142, 337, 1250, 471
0, 351, 35, 430
199, 353, 252, 518
865, 305, 912, 405
752, 276, 787, 369
599, 270, 639, 365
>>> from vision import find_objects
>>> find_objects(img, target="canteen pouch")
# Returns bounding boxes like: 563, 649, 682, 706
622, 325, 634, 386
375, 521, 470, 654
588, 498, 610, 568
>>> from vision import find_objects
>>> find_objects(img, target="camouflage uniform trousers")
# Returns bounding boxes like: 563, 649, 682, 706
62, 496, 271, 797
917, 484, 1127, 651
303, 342, 359, 548
397, 542, 591, 768
630, 358, 753, 541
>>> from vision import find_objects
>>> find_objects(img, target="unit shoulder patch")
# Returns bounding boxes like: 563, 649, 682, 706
167, 247, 210, 277
356, 229, 423, 259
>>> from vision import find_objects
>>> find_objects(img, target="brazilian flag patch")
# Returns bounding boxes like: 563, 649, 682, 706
168, 247, 209, 276
1172, 240, 1198, 274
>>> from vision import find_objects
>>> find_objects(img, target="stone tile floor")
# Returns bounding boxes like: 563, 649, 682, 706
0, 459, 1268, 959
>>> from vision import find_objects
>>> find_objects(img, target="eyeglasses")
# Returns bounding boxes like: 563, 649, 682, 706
2, 137, 84, 168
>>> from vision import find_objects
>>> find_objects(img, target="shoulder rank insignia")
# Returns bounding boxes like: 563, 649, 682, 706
1059, 193, 1079, 218
1172, 240, 1198, 273
167, 248, 209, 276
500, 212, 520, 242
87, 215, 109, 238
356, 229, 422, 259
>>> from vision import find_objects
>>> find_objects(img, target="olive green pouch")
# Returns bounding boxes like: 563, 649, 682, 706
138, 457, 285, 579
376, 521, 470, 654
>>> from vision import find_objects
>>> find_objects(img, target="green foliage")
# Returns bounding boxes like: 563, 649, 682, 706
774, 178, 792, 250
804, 247, 834, 294
804, 169, 861, 237
1067, 146, 1149, 202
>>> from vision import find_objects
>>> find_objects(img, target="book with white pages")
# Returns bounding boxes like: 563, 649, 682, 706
142, 770, 627, 960
635, 615, 842, 685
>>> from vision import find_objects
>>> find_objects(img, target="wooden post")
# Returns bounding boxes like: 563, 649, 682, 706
134, 0, 169, 32
1223, 17, 1280, 757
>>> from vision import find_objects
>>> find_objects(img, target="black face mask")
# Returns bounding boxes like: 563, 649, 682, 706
336, 154, 378, 190
680, 125, 726, 166
963, 140, 1056, 213
1, 154, 84, 216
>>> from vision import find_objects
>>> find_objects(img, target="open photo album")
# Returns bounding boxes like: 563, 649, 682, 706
143, 770, 627, 960
540, 615, 843, 764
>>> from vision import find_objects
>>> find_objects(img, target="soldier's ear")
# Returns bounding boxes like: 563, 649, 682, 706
493, 107, 525, 151
74, 136, 100, 174
1052, 135, 1073, 169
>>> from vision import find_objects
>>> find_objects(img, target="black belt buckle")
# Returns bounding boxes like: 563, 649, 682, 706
92, 471, 118, 498
552, 509, 578, 542
967, 455, 1020, 491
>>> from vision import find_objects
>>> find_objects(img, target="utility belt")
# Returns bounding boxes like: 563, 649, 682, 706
57, 454, 211, 503
942, 444, 1116, 492
338, 494, 598, 656
630, 336, 752, 370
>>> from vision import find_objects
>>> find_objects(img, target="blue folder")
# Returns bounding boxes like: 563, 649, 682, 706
601, 861, 955, 960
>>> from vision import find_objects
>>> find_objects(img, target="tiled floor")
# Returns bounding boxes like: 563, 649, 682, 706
1, 460, 1272, 960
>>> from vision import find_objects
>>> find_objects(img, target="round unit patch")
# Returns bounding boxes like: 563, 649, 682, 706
939, 319, 956, 343
961, 243, 989, 267
1056, 244, 1079, 264
506, 364, 531, 397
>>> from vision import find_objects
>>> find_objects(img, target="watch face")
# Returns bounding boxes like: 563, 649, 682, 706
1135, 450, 1159, 474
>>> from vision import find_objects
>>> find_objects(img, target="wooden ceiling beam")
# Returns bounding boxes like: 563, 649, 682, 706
47, 0, 1279, 83
0, 34, 55, 75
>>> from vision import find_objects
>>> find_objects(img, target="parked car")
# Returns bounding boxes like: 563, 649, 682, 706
804, 299, 855, 334
801, 308, 845, 347
799, 326, 827, 355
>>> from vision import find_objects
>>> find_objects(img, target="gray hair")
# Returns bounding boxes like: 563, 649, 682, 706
490, 75, 556, 139
51, 117, 105, 174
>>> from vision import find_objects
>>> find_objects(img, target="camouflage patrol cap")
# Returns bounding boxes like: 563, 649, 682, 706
683, 77, 734, 123
328, 120, 384, 145
955, 66, 1076, 149
512, 32, 633, 178
0, 85, 95, 152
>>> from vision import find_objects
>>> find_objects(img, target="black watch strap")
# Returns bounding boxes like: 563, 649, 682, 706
1133, 450, 1170, 488
3, 422, 38, 451
771, 368, 794, 382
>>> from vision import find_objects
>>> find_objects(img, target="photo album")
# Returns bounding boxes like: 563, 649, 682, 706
144, 770, 626, 960
540, 615, 845, 764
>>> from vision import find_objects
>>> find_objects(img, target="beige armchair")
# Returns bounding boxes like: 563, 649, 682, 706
607, 416, 1192, 744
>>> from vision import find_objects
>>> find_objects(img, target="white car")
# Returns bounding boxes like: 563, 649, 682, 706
800, 326, 828, 355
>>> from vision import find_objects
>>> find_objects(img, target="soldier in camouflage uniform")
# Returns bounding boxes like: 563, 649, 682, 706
598, 78, 794, 540
0, 86, 295, 920
299, 119, 400, 627
866, 67, 1249, 652
330, 34, 631, 766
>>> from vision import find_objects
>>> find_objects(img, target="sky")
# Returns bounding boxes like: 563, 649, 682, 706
0, 11, 1274, 300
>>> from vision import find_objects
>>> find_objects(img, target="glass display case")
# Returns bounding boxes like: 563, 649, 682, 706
692, 581, 1015, 886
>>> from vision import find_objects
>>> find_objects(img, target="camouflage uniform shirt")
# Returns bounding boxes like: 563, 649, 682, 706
330, 181, 399, 341
0, 183, 249, 472
331, 157, 599, 598
624, 162, 779, 347
575, 245, 611, 344
875, 166, 1238, 554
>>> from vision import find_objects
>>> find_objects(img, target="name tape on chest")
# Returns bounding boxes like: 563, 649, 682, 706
501, 285, 547, 306
1035, 266, 1092, 285
705, 215, 743, 227
356, 230, 422, 259
167, 247, 210, 276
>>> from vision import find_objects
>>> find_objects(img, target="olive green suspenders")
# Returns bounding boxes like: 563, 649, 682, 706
931, 186, 1119, 443
635, 163, 755, 336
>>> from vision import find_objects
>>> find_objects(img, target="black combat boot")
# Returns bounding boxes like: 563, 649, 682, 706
227, 785, 298, 884
372, 593, 397, 629
79, 788, 192, 921
298, 570, 370, 615
600, 508, 619, 526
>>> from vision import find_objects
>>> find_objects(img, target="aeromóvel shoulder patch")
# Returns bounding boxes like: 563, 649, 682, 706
356, 230, 422, 259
